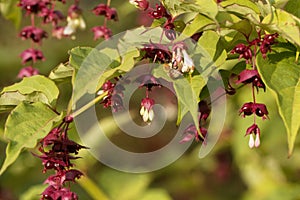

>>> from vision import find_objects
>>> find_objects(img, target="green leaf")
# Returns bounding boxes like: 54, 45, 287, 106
220, 0, 260, 13
152, 66, 202, 131
0, 91, 49, 112
162, 0, 199, 17
0, 0, 21, 28
96, 47, 140, 91
220, 0, 260, 24
229, 19, 254, 37
179, 14, 215, 40
163, 0, 218, 20
1, 75, 59, 106
0, 102, 61, 175
69, 46, 93, 71
257, 50, 300, 156
195, 0, 218, 19
71, 47, 113, 104
49, 63, 74, 82
262, 9, 300, 47
197, 31, 228, 67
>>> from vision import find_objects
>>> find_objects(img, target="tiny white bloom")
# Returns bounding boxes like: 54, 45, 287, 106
140, 106, 145, 116
248, 134, 255, 148
148, 109, 154, 121
255, 134, 260, 147
142, 109, 149, 122
182, 49, 194, 73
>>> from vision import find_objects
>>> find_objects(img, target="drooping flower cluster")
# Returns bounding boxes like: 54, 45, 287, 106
17, 0, 86, 78
91, 2, 118, 40
231, 31, 278, 148
35, 116, 87, 200
98, 79, 125, 112
180, 100, 210, 143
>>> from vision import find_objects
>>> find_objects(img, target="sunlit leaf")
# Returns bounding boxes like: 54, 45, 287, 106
49, 63, 74, 82
179, 14, 214, 40
262, 9, 300, 47
0, 102, 61, 175
257, 48, 300, 156
197, 30, 227, 67
152, 66, 202, 131
1, 75, 59, 106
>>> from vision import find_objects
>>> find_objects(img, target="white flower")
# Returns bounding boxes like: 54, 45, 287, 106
63, 16, 86, 36
248, 134, 255, 148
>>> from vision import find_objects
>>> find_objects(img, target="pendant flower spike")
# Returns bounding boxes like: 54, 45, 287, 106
140, 97, 155, 123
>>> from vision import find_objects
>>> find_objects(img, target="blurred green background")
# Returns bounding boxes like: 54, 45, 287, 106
1, 1, 300, 200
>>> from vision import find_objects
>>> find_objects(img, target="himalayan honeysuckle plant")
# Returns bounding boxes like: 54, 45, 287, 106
0, 0, 299, 199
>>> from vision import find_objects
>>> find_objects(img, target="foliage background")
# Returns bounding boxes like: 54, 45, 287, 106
0, 0, 300, 200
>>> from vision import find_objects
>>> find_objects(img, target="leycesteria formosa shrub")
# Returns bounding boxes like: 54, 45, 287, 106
0, 0, 299, 199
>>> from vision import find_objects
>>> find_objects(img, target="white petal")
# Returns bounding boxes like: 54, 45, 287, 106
63, 25, 75, 35
148, 109, 154, 121
248, 134, 255, 148
140, 106, 145, 116
255, 134, 260, 147
182, 50, 194, 73
142, 110, 149, 122
79, 17, 86, 30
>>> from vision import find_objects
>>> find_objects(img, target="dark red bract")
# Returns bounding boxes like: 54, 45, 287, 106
231, 43, 252, 63
260, 33, 278, 58
181, 124, 207, 143
92, 4, 118, 21
19, 26, 48, 43
148, 3, 171, 20
37, 118, 86, 200
18, 0, 49, 14
91, 26, 112, 40
141, 42, 171, 63
40, 9, 65, 25
20, 48, 45, 64
17, 66, 39, 78
239, 102, 268, 119
236, 69, 265, 91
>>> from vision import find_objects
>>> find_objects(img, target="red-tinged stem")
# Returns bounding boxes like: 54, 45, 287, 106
107, 0, 111, 6
30, 14, 35, 49
252, 84, 256, 124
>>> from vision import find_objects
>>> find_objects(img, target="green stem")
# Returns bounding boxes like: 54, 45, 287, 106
78, 176, 109, 200
70, 91, 108, 118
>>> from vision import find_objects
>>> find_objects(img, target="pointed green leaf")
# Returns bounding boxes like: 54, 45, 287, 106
0, 91, 49, 112
262, 9, 300, 47
220, 0, 260, 24
49, 63, 74, 82
152, 66, 201, 131
179, 14, 215, 40
1, 75, 59, 106
96, 47, 140, 91
0, 102, 61, 175
71, 47, 113, 104
257, 50, 300, 156
69, 47, 93, 71
220, 0, 260, 13
197, 31, 228, 67
195, 0, 218, 19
